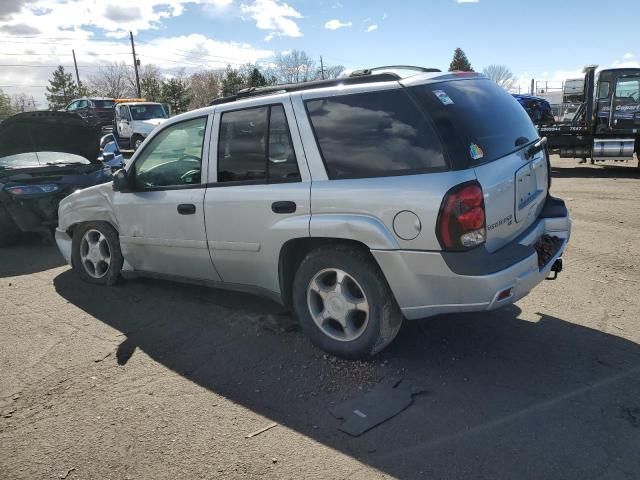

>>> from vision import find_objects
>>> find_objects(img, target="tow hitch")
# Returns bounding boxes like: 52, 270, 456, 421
546, 258, 563, 280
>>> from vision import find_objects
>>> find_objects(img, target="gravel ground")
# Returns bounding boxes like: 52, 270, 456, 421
1, 157, 639, 480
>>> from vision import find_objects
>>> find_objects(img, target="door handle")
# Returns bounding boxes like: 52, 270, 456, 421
177, 203, 196, 215
272, 201, 296, 214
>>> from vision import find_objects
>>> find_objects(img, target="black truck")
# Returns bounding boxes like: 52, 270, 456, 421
539, 66, 640, 167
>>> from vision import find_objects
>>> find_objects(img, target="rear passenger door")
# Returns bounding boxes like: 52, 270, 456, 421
204, 97, 311, 295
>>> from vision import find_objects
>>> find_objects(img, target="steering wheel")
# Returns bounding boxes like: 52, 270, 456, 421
180, 169, 201, 183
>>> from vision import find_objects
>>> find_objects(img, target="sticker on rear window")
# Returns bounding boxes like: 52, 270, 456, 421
470, 143, 484, 160
433, 90, 454, 105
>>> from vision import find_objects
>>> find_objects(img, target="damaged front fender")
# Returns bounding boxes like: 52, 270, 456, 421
57, 182, 120, 234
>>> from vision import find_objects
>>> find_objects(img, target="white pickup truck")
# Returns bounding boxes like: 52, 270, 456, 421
114, 101, 169, 150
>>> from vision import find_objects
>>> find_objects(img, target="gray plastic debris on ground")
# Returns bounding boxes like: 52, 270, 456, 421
329, 380, 428, 436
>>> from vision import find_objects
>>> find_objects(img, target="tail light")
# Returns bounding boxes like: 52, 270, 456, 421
436, 181, 486, 250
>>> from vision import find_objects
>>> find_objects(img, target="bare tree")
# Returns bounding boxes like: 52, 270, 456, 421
273, 50, 317, 84
320, 64, 345, 80
87, 62, 135, 98
482, 64, 517, 91
10, 93, 37, 112
189, 70, 224, 109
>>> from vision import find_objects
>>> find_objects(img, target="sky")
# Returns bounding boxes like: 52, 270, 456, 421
1, 0, 639, 107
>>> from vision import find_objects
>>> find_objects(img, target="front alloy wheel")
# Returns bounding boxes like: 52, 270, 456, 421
79, 229, 111, 279
72, 221, 124, 286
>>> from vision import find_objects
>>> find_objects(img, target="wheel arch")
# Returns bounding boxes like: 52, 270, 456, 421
278, 237, 379, 310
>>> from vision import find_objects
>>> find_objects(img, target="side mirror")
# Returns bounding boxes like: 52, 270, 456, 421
112, 169, 132, 192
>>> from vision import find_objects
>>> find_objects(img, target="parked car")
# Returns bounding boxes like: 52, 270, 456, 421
114, 101, 169, 150
64, 97, 115, 130
56, 69, 571, 358
0, 111, 115, 245
512, 94, 555, 125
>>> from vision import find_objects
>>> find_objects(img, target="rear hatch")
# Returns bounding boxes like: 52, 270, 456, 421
408, 77, 548, 252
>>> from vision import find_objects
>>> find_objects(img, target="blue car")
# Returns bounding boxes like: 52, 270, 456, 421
512, 94, 555, 125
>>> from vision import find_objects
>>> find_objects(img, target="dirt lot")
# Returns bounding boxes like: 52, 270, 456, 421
1, 157, 639, 480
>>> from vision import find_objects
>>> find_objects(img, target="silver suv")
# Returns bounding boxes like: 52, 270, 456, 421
56, 66, 571, 358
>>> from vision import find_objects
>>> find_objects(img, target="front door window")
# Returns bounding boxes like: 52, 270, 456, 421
132, 117, 207, 189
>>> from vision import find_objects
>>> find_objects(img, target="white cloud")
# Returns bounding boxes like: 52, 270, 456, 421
612, 52, 639, 68
324, 19, 352, 30
240, 0, 302, 38
457, 0, 479, 3
366, 24, 378, 32
382, 13, 388, 19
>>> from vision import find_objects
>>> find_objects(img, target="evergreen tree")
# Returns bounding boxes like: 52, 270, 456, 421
161, 77, 190, 114
247, 68, 267, 88
141, 76, 162, 102
45, 66, 78, 110
221, 66, 245, 96
448, 48, 474, 72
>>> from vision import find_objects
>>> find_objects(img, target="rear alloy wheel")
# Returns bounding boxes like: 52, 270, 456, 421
293, 245, 403, 358
307, 268, 370, 342
72, 222, 123, 285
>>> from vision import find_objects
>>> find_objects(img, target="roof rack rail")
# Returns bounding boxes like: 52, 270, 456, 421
210, 72, 400, 106
349, 65, 441, 77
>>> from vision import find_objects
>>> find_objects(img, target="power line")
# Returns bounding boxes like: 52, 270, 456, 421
0, 64, 104, 68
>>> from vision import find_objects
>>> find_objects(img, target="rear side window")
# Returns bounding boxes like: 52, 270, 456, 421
306, 89, 447, 179
218, 105, 300, 183
92, 100, 115, 109
410, 79, 539, 164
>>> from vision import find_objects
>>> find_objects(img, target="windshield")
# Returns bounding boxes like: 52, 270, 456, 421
93, 100, 115, 109
130, 104, 168, 121
410, 78, 539, 164
0, 151, 90, 168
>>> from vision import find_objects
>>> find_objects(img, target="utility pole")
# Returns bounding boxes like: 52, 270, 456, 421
72, 49, 81, 90
130, 31, 142, 98
320, 55, 325, 80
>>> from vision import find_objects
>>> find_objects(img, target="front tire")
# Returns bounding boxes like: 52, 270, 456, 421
292, 245, 403, 359
71, 222, 123, 285
131, 134, 144, 150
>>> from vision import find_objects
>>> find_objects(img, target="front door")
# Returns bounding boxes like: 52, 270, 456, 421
112, 115, 220, 282
116, 105, 133, 139
203, 99, 311, 295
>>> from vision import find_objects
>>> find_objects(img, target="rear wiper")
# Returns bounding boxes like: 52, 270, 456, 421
525, 137, 547, 159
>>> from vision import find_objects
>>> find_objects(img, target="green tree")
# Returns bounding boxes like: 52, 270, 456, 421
161, 77, 190, 114
246, 67, 267, 88
448, 48, 473, 72
139, 64, 163, 101
45, 65, 78, 110
221, 66, 245, 96
0, 89, 15, 118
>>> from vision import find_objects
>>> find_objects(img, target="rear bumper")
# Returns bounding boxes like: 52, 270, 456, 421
372, 205, 571, 320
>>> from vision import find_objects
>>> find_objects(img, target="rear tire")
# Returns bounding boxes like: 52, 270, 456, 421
0, 205, 20, 247
71, 222, 123, 285
292, 245, 403, 359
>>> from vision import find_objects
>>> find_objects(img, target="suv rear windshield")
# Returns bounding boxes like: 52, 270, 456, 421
306, 89, 447, 179
409, 78, 539, 164
92, 100, 115, 109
